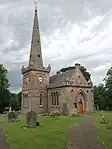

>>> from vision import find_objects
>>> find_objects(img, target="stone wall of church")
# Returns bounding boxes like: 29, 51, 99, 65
66, 86, 94, 114
48, 87, 68, 113
21, 69, 49, 114
48, 86, 94, 115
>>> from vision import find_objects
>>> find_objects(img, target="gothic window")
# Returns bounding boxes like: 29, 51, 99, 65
54, 92, 56, 105
73, 102, 77, 108
51, 92, 54, 105
51, 92, 59, 106
56, 92, 59, 105
40, 94, 43, 106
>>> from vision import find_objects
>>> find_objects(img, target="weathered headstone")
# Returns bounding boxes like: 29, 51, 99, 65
96, 104, 99, 111
62, 103, 68, 115
26, 111, 37, 128
15, 111, 18, 119
8, 111, 18, 122
9, 107, 11, 112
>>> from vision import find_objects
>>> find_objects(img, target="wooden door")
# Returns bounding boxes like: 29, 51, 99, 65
78, 102, 83, 114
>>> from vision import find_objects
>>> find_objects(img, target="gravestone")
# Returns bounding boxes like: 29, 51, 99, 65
62, 103, 68, 115
96, 104, 99, 111
15, 111, 18, 119
26, 111, 37, 128
8, 111, 18, 122
9, 107, 11, 112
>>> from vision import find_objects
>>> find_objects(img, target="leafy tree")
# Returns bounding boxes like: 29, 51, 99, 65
10, 92, 22, 111
0, 64, 9, 89
93, 66, 112, 111
104, 67, 112, 110
10, 93, 18, 111
57, 66, 75, 74
80, 66, 91, 81
18, 91, 22, 110
93, 84, 106, 110
56, 65, 91, 81
0, 64, 10, 113
104, 67, 112, 89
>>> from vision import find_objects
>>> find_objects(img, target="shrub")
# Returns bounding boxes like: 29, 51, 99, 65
41, 113, 49, 116
49, 111, 61, 118
100, 114, 112, 124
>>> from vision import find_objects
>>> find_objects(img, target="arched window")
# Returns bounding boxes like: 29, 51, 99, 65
56, 92, 59, 106
40, 94, 43, 106
54, 92, 56, 105
51, 92, 59, 107
51, 92, 54, 105
73, 102, 77, 108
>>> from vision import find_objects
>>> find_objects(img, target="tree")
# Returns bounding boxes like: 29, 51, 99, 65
0, 64, 10, 113
80, 66, 91, 81
93, 84, 106, 110
56, 65, 91, 81
10, 93, 18, 111
104, 67, 112, 110
104, 67, 112, 89
18, 91, 22, 110
93, 67, 112, 111
10, 92, 22, 111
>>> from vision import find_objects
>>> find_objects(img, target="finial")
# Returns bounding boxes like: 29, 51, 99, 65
34, 1, 38, 10
75, 63, 80, 69
47, 64, 51, 71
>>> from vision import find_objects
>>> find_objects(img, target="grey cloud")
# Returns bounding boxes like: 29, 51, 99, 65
40, 0, 112, 22
0, 0, 112, 92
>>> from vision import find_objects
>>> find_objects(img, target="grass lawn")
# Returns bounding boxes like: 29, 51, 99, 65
94, 111, 112, 149
1, 114, 82, 149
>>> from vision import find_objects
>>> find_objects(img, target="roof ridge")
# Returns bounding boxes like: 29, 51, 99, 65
50, 68, 75, 78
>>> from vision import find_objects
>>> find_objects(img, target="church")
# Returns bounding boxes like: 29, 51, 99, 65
21, 6, 94, 115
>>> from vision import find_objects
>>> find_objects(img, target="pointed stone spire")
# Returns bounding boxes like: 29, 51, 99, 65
29, 3, 43, 68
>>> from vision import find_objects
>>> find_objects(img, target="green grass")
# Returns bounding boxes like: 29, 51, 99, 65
1, 115, 82, 149
94, 111, 112, 149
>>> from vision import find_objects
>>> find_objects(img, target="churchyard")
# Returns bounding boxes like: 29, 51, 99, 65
0, 113, 82, 149
94, 111, 112, 149
0, 111, 112, 149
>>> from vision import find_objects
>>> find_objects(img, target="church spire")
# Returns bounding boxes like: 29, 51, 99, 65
29, 2, 43, 68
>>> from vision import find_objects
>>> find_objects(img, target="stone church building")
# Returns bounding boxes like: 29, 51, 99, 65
21, 6, 94, 115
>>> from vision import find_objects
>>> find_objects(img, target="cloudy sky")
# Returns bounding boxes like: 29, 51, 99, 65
0, 0, 112, 93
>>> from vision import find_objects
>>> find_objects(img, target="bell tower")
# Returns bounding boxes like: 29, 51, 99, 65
21, 4, 51, 113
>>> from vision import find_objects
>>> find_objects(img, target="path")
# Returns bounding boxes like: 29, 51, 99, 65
0, 121, 8, 149
68, 114, 107, 149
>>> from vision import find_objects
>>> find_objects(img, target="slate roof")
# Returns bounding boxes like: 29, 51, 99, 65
49, 69, 75, 85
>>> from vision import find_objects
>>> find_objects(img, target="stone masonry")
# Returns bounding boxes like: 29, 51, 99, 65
21, 6, 94, 115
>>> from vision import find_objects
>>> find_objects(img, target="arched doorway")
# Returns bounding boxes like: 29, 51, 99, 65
76, 91, 86, 114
